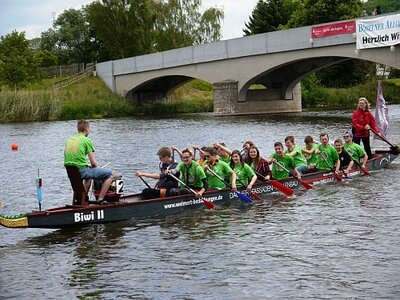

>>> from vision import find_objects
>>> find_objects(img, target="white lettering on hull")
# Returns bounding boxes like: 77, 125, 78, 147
74, 210, 105, 223
163, 195, 223, 209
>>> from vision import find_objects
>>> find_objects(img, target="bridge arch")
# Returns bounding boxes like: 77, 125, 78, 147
97, 15, 400, 115
125, 75, 195, 104
239, 56, 349, 102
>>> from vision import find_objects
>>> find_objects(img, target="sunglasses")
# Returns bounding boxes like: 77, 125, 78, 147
182, 156, 191, 159
204, 154, 211, 159
343, 135, 350, 138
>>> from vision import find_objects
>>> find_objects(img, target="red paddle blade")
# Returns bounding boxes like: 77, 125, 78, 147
202, 199, 217, 209
249, 191, 262, 201
269, 180, 294, 196
334, 172, 342, 182
360, 166, 370, 175
300, 179, 314, 189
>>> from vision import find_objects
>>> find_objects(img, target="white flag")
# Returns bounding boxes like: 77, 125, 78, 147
374, 80, 389, 140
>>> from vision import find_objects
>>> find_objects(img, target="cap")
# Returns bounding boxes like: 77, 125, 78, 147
344, 131, 353, 138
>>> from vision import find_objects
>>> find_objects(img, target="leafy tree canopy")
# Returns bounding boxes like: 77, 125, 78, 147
364, 0, 400, 16
243, 0, 297, 35
154, 0, 223, 51
0, 31, 39, 87
287, 0, 363, 28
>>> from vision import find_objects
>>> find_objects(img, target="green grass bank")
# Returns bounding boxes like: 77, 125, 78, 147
0, 76, 399, 123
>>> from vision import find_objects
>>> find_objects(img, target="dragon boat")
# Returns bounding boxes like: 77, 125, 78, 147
0, 150, 397, 229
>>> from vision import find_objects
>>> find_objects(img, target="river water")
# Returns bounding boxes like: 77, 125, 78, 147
1, 106, 399, 299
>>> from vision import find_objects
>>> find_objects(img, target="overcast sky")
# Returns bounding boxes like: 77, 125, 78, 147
0, 0, 258, 41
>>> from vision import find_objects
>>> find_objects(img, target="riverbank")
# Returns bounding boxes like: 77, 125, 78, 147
0, 76, 399, 123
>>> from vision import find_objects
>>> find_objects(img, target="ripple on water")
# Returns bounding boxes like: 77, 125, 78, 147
1, 109, 400, 299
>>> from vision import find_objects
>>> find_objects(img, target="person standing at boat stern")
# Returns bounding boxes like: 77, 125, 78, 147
136, 147, 179, 199
64, 119, 115, 203
352, 97, 380, 159
168, 148, 208, 197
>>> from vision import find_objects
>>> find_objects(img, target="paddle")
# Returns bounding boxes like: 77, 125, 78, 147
319, 152, 342, 182
254, 171, 294, 197
274, 161, 313, 189
235, 177, 261, 201
204, 166, 253, 203
342, 148, 370, 176
138, 175, 152, 189
36, 169, 43, 211
168, 173, 217, 209
369, 128, 399, 154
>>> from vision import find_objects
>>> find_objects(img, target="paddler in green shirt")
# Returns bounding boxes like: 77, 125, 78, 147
203, 146, 237, 190
268, 142, 301, 180
168, 148, 208, 197
302, 135, 319, 172
214, 142, 231, 164
284, 135, 308, 173
314, 133, 340, 173
343, 131, 368, 168
229, 150, 257, 192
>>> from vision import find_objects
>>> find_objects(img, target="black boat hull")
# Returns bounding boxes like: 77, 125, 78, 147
0, 151, 397, 229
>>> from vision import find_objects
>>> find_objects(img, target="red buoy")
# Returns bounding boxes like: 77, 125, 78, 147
11, 143, 19, 151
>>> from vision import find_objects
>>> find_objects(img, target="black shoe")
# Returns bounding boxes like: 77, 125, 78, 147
99, 200, 109, 205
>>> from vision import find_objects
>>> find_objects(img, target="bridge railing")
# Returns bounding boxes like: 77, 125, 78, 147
52, 65, 96, 91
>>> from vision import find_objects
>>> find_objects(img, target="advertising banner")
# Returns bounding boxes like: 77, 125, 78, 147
311, 21, 355, 38
356, 14, 400, 49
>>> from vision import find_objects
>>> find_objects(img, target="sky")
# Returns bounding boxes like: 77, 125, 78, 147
0, 0, 258, 41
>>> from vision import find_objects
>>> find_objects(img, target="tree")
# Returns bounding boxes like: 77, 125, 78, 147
0, 31, 39, 87
37, 8, 100, 66
34, 50, 58, 67
86, 0, 156, 59
287, 0, 363, 27
86, 0, 224, 59
243, 0, 294, 35
53, 8, 99, 66
284, 0, 374, 87
365, 0, 400, 16
154, 0, 223, 51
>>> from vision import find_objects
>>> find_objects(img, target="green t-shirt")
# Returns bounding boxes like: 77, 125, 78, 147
233, 163, 255, 187
218, 154, 231, 164
205, 160, 233, 189
285, 144, 307, 168
271, 153, 295, 180
316, 144, 339, 170
64, 133, 95, 169
343, 142, 366, 162
176, 160, 206, 188
303, 144, 319, 166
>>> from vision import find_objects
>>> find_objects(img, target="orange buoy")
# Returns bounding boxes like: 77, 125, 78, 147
11, 143, 19, 151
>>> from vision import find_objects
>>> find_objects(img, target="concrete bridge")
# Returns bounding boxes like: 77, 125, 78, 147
96, 16, 400, 115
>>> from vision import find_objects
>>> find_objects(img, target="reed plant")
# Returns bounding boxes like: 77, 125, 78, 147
0, 90, 61, 122
1, 75, 398, 123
